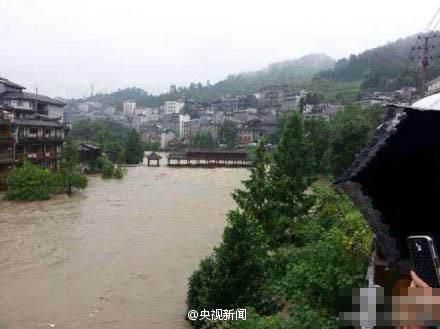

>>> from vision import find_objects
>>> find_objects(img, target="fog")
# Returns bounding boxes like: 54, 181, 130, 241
1, 0, 438, 98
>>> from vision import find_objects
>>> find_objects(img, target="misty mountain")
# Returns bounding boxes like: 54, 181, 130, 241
81, 54, 335, 107
317, 32, 440, 91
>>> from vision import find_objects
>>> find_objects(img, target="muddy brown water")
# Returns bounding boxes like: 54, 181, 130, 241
0, 164, 247, 329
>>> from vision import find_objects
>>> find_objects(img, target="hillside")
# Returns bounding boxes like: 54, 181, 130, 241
76, 54, 335, 107
318, 32, 440, 92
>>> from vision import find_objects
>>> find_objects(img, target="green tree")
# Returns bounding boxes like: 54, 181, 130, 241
187, 211, 272, 328
191, 132, 218, 149
269, 112, 315, 244
124, 129, 144, 164
233, 139, 272, 229
329, 105, 382, 176
219, 121, 237, 149
57, 136, 88, 193
98, 156, 115, 179
5, 161, 56, 201
304, 118, 332, 175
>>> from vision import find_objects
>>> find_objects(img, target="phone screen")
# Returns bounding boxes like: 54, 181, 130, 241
407, 236, 440, 288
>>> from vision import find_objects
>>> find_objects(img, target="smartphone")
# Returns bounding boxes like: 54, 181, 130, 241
407, 235, 440, 288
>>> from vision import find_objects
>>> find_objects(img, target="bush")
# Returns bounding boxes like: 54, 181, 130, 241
99, 156, 115, 179
113, 164, 126, 179
5, 161, 57, 201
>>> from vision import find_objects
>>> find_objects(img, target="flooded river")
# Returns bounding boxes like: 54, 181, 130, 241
0, 164, 247, 329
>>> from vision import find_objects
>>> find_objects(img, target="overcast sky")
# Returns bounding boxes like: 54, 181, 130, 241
1, 0, 439, 98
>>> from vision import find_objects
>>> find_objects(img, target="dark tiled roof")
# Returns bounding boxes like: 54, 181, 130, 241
14, 119, 63, 128
78, 143, 101, 151
147, 152, 162, 160
2, 91, 66, 106
0, 77, 25, 90
336, 104, 440, 274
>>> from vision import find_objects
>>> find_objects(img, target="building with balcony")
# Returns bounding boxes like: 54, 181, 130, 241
0, 108, 16, 189
0, 77, 66, 173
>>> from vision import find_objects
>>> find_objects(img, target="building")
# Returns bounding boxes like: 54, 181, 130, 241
123, 101, 136, 116
164, 101, 184, 115
256, 85, 289, 109
427, 77, 440, 96
183, 118, 218, 141
0, 108, 16, 189
78, 103, 89, 113
162, 113, 190, 138
0, 77, 66, 171
281, 92, 301, 111
238, 116, 278, 145
160, 130, 176, 150
136, 107, 160, 122
139, 123, 161, 144
303, 103, 339, 121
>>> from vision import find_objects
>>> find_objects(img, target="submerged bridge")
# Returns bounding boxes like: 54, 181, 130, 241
167, 150, 252, 168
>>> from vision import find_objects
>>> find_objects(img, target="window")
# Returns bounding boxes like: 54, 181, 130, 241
30, 127, 38, 135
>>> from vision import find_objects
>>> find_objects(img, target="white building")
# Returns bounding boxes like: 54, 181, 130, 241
78, 103, 89, 113
160, 130, 176, 149
164, 101, 184, 115
179, 114, 191, 138
123, 101, 136, 116
136, 107, 160, 122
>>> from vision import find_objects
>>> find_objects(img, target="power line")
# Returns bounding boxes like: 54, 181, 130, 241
426, 7, 440, 32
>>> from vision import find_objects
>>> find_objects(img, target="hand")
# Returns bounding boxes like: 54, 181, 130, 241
400, 271, 430, 329
410, 270, 430, 288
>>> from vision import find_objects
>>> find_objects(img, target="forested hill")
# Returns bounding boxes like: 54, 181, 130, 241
77, 54, 335, 107
318, 33, 440, 91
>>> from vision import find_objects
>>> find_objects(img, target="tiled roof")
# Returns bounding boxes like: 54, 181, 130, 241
336, 103, 440, 274
0, 77, 25, 90
2, 91, 66, 106
13, 119, 63, 128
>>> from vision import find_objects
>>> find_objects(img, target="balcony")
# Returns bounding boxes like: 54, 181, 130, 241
0, 134, 15, 143
17, 135, 64, 143
0, 153, 15, 164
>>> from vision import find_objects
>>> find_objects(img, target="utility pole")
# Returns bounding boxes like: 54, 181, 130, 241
413, 33, 440, 96
421, 36, 430, 96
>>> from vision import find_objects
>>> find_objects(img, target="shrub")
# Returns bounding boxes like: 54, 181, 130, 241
113, 164, 126, 179
5, 161, 57, 201
99, 156, 115, 179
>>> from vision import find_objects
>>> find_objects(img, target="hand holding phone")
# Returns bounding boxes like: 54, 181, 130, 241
407, 235, 440, 288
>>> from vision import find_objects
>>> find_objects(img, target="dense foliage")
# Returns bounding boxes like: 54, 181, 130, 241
5, 161, 57, 201
5, 139, 88, 200
124, 129, 144, 164
218, 120, 238, 149
71, 120, 144, 165
187, 110, 376, 328
191, 132, 218, 150
318, 32, 440, 92
56, 137, 88, 193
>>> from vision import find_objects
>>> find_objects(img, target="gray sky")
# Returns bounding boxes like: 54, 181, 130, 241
1, 0, 439, 98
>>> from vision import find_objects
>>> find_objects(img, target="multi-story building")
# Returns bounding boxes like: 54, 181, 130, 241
183, 118, 218, 141
163, 101, 185, 115
162, 113, 190, 138
137, 107, 160, 122
123, 101, 136, 116
0, 107, 16, 189
281, 92, 301, 112
0, 77, 66, 172
304, 104, 339, 121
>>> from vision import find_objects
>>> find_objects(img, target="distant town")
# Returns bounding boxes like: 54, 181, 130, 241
63, 82, 423, 151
